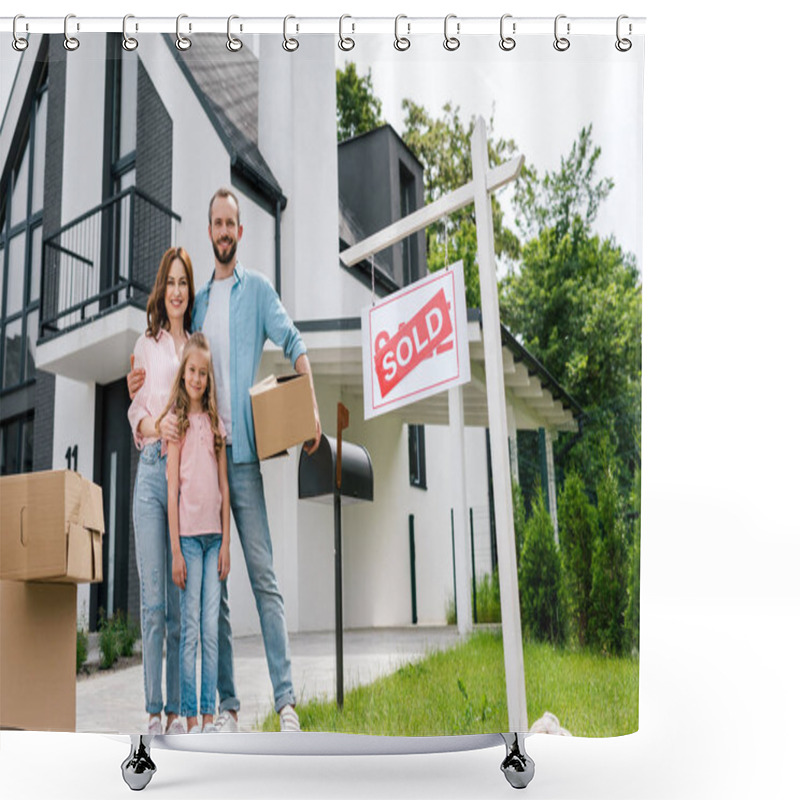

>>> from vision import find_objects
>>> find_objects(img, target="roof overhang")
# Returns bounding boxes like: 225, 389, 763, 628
260, 319, 580, 434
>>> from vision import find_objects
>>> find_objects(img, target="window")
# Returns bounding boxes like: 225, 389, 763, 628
0, 413, 34, 475
408, 424, 427, 489
0, 69, 46, 394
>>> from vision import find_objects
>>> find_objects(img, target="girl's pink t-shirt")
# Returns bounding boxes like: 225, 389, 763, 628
178, 413, 226, 536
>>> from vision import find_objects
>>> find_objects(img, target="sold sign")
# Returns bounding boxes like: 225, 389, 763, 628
373, 288, 454, 397
362, 262, 470, 420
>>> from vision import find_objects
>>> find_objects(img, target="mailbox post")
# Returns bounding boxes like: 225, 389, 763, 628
298, 404, 373, 708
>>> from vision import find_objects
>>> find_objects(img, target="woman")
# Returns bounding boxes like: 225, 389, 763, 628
128, 246, 195, 735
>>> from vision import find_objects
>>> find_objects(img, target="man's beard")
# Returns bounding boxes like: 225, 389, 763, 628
213, 236, 237, 265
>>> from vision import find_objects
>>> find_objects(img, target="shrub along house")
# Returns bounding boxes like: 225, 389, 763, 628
0, 33, 581, 640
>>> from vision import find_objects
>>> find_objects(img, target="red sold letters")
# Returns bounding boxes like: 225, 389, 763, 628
374, 288, 454, 397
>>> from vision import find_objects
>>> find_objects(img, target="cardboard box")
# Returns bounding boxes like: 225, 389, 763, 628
0, 580, 77, 731
250, 373, 317, 459
0, 470, 104, 584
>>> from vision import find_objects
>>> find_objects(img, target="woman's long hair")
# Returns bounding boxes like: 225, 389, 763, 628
156, 332, 224, 453
145, 247, 195, 339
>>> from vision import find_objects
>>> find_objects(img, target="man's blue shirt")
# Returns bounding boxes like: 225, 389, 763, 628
192, 261, 307, 464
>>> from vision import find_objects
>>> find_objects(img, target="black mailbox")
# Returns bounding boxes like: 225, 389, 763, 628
298, 419, 373, 709
298, 434, 373, 503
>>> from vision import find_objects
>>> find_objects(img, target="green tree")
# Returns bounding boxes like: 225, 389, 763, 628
501, 128, 641, 492
587, 452, 628, 655
624, 468, 641, 653
558, 471, 598, 646
402, 100, 521, 307
518, 491, 565, 645
336, 62, 383, 141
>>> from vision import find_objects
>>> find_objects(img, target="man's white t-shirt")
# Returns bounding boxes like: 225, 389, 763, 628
203, 275, 234, 443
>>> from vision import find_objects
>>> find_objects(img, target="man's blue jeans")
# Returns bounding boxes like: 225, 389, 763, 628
132, 443, 181, 716
179, 534, 222, 718
218, 449, 295, 713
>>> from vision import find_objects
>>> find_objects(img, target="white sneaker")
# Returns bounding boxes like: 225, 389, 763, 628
279, 705, 300, 732
212, 710, 239, 733
147, 716, 163, 736
202, 722, 217, 733
165, 718, 186, 735
188, 724, 201, 734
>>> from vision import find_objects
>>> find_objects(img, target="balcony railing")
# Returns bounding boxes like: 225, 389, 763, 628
39, 187, 181, 340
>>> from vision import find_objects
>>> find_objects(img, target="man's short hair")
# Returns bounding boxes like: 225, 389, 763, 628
208, 188, 241, 225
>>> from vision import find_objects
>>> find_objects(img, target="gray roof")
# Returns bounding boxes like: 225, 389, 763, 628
165, 34, 285, 208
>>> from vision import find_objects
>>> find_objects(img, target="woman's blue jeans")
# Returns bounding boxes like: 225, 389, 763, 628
179, 534, 222, 718
132, 442, 181, 716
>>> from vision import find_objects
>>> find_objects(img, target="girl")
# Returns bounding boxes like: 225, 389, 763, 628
128, 246, 195, 736
158, 333, 231, 734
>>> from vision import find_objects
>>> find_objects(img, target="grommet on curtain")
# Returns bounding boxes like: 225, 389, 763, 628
63, 14, 80, 51
394, 15, 410, 51
443, 14, 460, 51
553, 14, 570, 52
12, 15, 29, 52
175, 14, 191, 50
499, 14, 516, 51
122, 15, 138, 52
283, 15, 299, 52
338, 14, 355, 51
227, 15, 243, 52
615, 15, 632, 52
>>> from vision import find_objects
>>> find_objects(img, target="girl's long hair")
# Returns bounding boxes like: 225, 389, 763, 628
145, 247, 195, 339
156, 332, 224, 452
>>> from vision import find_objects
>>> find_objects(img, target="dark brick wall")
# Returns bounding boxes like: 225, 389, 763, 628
33, 36, 67, 472
131, 61, 173, 307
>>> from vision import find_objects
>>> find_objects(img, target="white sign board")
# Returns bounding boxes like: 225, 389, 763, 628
361, 262, 471, 420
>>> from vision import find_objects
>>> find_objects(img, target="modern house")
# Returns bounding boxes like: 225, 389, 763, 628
0, 33, 581, 639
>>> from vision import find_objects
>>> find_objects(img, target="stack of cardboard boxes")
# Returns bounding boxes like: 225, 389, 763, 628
0, 470, 104, 731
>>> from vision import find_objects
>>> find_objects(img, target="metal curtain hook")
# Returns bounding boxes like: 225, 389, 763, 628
175, 14, 191, 50
227, 15, 242, 52
122, 14, 138, 51
394, 15, 410, 51
499, 14, 516, 51
615, 14, 632, 52
63, 13, 80, 51
444, 14, 460, 51
12, 15, 29, 51
338, 14, 355, 51
553, 14, 570, 52
283, 15, 299, 52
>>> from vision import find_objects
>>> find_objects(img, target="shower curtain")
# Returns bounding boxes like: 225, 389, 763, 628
0, 19, 643, 741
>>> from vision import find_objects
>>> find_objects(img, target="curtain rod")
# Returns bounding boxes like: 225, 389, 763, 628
1, 16, 646, 37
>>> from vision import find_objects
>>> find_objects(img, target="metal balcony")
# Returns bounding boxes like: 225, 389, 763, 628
39, 187, 181, 341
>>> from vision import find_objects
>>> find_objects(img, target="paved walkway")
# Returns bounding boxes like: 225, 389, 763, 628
77, 626, 464, 734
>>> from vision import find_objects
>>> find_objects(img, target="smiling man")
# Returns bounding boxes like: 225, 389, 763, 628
193, 188, 322, 733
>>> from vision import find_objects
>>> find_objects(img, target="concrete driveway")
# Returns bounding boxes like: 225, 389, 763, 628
77, 626, 465, 733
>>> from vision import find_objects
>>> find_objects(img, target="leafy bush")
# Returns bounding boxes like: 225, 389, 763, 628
559, 472, 598, 646
115, 612, 140, 657
76, 628, 88, 673
445, 594, 456, 626
97, 610, 140, 668
475, 570, 501, 624
98, 613, 120, 669
518, 491, 565, 644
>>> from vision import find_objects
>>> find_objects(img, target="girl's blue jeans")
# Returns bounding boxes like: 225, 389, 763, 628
132, 442, 181, 716
179, 534, 223, 718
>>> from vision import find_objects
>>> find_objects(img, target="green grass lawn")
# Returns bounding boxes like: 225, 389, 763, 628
261, 629, 638, 736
